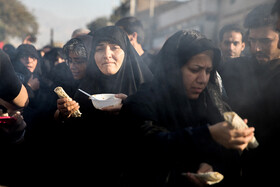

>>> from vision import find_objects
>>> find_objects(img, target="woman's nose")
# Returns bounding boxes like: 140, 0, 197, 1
197, 71, 208, 84
104, 46, 112, 58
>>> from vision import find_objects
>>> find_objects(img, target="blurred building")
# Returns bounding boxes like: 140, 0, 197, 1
117, 0, 275, 51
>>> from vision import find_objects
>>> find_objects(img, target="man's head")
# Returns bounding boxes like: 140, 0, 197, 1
272, 0, 280, 48
115, 16, 145, 55
219, 24, 245, 61
244, 3, 280, 64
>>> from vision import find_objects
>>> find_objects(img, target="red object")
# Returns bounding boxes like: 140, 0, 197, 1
0, 116, 16, 125
0, 41, 4, 49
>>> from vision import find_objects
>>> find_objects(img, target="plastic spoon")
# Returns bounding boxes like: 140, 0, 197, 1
78, 89, 96, 100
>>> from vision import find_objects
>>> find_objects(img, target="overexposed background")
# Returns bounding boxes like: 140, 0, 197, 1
17, 0, 121, 49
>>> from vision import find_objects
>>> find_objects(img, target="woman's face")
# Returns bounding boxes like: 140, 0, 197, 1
94, 42, 125, 75
181, 50, 213, 100
20, 56, 38, 73
68, 52, 88, 80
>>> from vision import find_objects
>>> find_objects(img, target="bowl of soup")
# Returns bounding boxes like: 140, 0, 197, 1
90, 94, 122, 109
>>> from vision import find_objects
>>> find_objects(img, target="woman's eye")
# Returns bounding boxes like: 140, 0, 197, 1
111, 45, 120, 50
96, 47, 103, 51
190, 68, 199, 73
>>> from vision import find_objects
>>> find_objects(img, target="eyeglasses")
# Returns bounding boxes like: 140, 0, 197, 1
66, 57, 87, 65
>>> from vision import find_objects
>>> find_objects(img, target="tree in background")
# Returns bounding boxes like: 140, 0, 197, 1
86, 1, 129, 34
86, 17, 112, 34
110, 0, 129, 23
0, 0, 38, 43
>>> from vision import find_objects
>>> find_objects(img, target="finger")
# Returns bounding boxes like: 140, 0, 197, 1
230, 133, 254, 150
198, 163, 213, 173
101, 104, 122, 111
57, 98, 68, 105
233, 127, 255, 137
13, 113, 24, 124
60, 108, 71, 114
58, 103, 78, 113
64, 102, 79, 111
115, 93, 128, 100
183, 173, 205, 187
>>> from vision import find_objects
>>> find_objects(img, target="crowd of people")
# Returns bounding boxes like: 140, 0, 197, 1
0, 1, 279, 186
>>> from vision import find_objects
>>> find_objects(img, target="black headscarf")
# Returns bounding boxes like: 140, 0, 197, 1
74, 26, 153, 113
13, 44, 42, 84
124, 30, 228, 130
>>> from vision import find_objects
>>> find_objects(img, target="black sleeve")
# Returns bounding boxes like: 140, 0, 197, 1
120, 101, 218, 162
0, 50, 22, 102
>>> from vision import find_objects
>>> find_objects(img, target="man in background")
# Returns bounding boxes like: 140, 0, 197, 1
219, 23, 245, 63
272, 0, 280, 48
115, 16, 156, 73
220, 3, 280, 186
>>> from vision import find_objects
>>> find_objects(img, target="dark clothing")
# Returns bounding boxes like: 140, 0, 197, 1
220, 57, 280, 186
0, 49, 26, 186
13, 44, 58, 143
3, 44, 16, 63
141, 50, 156, 73
120, 30, 240, 187
0, 49, 22, 102
121, 83, 240, 187
219, 57, 262, 123
48, 62, 76, 95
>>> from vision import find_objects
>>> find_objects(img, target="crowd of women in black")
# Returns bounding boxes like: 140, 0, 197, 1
0, 1, 279, 186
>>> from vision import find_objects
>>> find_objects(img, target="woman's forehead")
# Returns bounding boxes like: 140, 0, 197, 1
97, 41, 116, 45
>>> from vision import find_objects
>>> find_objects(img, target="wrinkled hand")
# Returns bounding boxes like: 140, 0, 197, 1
57, 98, 80, 118
209, 119, 254, 151
100, 93, 127, 114
184, 163, 213, 187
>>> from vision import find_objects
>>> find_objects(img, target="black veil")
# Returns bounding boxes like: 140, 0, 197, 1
74, 26, 153, 114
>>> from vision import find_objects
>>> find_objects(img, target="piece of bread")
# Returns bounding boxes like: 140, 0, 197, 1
223, 111, 258, 148
54, 87, 82, 117
182, 171, 224, 185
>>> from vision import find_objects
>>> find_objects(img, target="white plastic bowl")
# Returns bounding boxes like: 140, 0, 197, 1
90, 94, 122, 109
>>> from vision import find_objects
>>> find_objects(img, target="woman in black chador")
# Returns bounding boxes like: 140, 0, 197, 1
55, 26, 153, 186
120, 30, 255, 187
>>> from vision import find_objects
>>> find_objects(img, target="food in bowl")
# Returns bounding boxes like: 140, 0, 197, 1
90, 94, 122, 109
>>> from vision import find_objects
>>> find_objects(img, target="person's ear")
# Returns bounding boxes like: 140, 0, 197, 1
241, 42, 245, 51
127, 34, 133, 42
131, 32, 138, 42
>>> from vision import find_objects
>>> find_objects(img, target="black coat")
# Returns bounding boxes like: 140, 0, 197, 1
220, 57, 280, 186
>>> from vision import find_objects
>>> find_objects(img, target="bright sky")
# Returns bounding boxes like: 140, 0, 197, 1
17, 0, 121, 49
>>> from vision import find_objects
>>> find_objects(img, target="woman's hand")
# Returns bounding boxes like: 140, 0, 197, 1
184, 163, 213, 187
101, 93, 128, 114
208, 120, 254, 151
1, 111, 26, 134
57, 98, 80, 118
